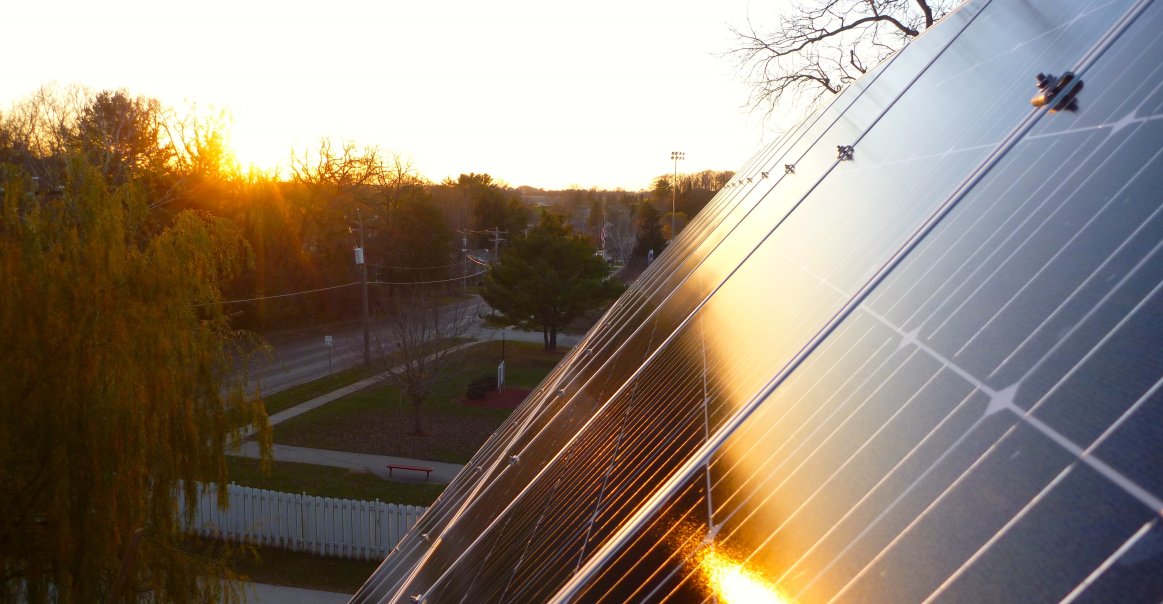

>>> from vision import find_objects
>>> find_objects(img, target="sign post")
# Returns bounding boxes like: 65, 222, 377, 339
325, 335, 333, 372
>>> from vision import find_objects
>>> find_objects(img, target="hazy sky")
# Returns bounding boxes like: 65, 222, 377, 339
2, 0, 790, 191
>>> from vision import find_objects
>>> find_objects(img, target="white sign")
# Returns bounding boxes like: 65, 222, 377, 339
324, 335, 333, 347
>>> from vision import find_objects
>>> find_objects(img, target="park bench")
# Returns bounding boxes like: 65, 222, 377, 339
386, 464, 434, 481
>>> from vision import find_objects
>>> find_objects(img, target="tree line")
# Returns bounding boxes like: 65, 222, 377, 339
0, 85, 734, 601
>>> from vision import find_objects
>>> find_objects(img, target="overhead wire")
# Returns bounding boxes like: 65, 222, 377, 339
194, 281, 359, 306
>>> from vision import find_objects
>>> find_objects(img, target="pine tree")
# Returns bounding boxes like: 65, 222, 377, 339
483, 211, 623, 351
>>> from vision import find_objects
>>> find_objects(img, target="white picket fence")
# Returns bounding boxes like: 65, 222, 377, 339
178, 483, 426, 561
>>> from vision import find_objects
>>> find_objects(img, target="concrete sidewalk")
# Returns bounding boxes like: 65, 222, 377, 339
229, 442, 464, 484
266, 342, 483, 429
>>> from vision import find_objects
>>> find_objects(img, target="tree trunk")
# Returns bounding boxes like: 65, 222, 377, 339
548, 325, 558, 352
411, 399, 424, 435
543, 325, 550, 351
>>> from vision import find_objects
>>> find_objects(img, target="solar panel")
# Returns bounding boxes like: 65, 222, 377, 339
352, 0, 1163, 600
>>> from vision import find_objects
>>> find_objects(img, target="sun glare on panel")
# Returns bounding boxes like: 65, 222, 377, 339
698, 548, 791, 604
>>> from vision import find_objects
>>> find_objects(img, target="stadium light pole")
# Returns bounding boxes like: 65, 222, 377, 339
670, 151, 684, 242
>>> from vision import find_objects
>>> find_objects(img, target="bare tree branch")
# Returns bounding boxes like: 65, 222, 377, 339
728, 0, 965, 117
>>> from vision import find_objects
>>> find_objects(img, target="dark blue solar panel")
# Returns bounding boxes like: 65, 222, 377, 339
352, 0, 1163, 601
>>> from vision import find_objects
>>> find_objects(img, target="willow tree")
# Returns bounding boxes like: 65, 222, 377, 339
0, 161, 271, 603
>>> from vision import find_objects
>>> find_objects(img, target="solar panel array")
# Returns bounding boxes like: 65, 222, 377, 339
352, 0, 1163, 600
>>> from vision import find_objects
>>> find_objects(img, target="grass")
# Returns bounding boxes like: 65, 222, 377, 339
225, 456, 444, 506
231, 545, 380, 594
260, 338, 472, 415
261, 364, 379, 415
273, 341, 565, 464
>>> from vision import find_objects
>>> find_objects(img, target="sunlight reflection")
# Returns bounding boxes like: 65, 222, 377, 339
698, 548, 791, 604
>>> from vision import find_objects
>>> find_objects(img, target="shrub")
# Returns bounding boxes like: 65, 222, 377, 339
465, 374, 497, 399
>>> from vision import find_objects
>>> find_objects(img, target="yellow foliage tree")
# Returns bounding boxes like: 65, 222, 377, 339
0, 160, 271, 603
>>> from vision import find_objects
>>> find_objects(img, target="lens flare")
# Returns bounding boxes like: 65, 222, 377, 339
698, 549, 791, 604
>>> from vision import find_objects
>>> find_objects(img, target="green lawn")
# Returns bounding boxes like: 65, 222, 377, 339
231, 545, 380, 594
225, 456, 444, 506
261, 365, 379, 415
273, 341, 565, 464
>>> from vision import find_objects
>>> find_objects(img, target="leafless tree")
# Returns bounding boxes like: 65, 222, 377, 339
606, 202, 638, 264
730, 0, 963, 116
374, 287, 480, 435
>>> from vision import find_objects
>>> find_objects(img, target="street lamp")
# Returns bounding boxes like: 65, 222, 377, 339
670, 151, 684, 242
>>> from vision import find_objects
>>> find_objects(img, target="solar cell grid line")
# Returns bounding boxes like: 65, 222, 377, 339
564, 482, 712, 603
564, 477, 710, 602
699, 317, 714, 531
416, 332, 702, 595
508, 444, 710, 600
457, 383, 708, 601
786, 187, 1158, 595
706, 323, 899, 514
572, 314, 907, 595
866, 283, 1163, 512
706, 352, 947, 565
967, 172, 1163, 415
894, 14, 1162, 334
975, 171, 1163, 371
950, 141, 1163, 363
773, 382, 982, 587
497, 461, 575, 601
715, 347, 935, 512
923, 382, 1163, 602
375, 371, 617, 601
580, 410, 707, 543
801, 299, 1163, 596
772, 2, 1135, 302
920, 127, 1162, 350
823, 417, 1052, 601
893, 140, 1158, 374
552, 15, 1147, 604
1061, 518, 1159, 603
870, 128, 1104, 325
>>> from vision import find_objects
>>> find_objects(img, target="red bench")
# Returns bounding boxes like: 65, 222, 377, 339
387, 464, 434, 481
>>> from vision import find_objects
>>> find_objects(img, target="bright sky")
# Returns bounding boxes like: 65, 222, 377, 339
2, 0, 789, 191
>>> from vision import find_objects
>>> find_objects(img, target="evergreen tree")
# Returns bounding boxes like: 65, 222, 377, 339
634, 201, 665, 258
482, 211, 623, 351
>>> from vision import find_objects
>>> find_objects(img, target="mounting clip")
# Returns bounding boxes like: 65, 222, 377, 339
760, 171, 769, 178
1031, 72, 1083, 112
784, 164, 796, 174
837, 145, 855, 161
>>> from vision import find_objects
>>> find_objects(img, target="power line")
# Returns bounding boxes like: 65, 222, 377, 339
367, 261, 464, 271
367, 269, 486, 288
193, 281, 360, 306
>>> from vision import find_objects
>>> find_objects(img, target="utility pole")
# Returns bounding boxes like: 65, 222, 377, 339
462, 232, 468, 292
356, 208, 370, 366
489, 227, 507, 263
670, 151, 684, 242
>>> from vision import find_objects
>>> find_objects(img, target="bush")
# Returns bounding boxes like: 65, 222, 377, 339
465, 374, 497, 399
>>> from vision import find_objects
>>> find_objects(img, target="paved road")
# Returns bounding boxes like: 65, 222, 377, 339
247, 297, 583, 396
248, 298, 487, 395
